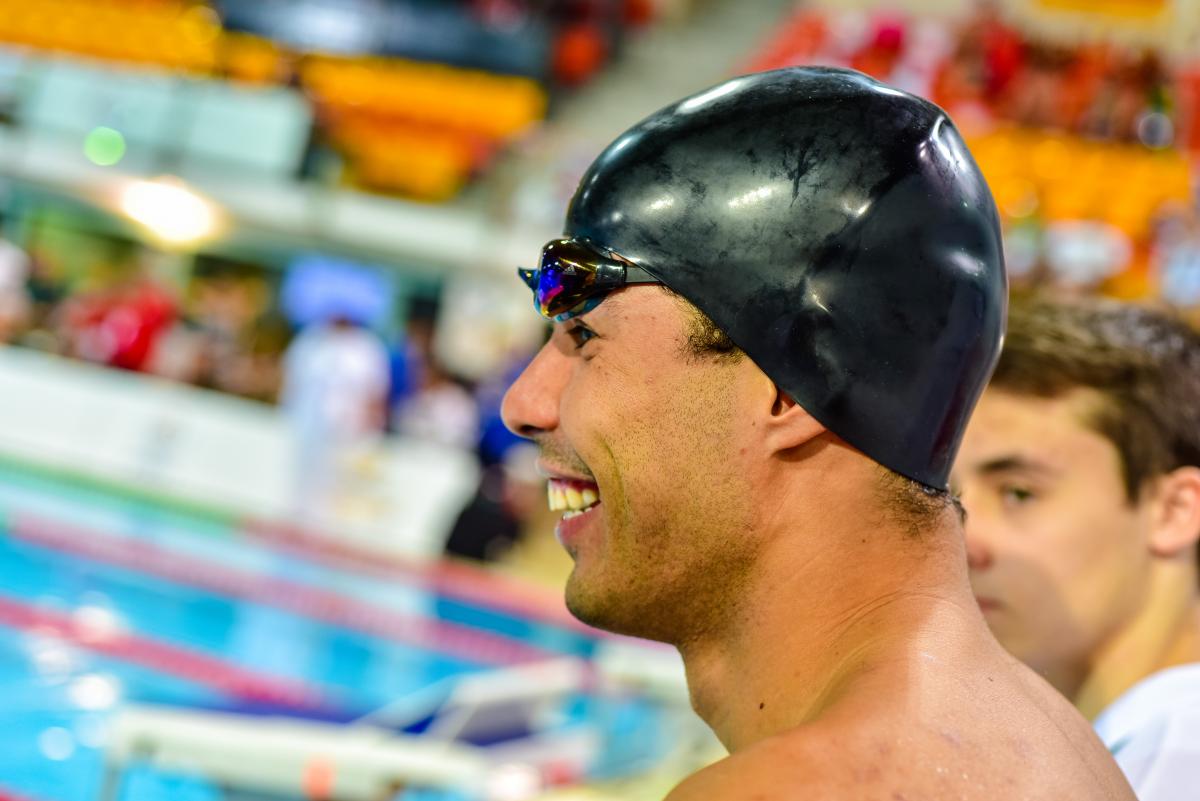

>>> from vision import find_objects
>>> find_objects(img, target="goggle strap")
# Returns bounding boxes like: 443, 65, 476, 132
622, 264, 659, 284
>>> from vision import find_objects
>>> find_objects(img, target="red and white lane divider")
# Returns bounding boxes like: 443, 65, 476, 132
0, 788, 52, 801
10, 513, 562, 667
0, 788, 49, 801
241, 518, 596, 634
0, 594, 331, 709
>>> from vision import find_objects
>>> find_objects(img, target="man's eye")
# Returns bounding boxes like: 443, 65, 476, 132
1000, 486, 1036, 507
566, 325, 597, 348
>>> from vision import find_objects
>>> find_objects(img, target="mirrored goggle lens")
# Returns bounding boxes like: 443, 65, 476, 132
537, 244, 604, 318
519, 238, 659, 321
519, 239, 617, 319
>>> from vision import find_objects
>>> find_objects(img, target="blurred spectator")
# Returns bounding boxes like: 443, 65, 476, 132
148, 266, 288, 400
747, 3, 1198, 305
394, 362, 479, 449
211, 314, 292, 402
754, 4, 1189, 150
55, 260, 177, 371
19, 247, 67, 347
385, 332, 423, 425
444, 446, 531, 562
392, 315, 480, 450
146, 318, 212, 384
1005, 42, 1070, 130
280, 315, 391, 526
0, 213, 31, 343
1157, 204, 1200, 308
1043, 220, 1132, 289
445, 441, 568, 588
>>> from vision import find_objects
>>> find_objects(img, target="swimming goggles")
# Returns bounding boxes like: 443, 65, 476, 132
519, 237, 660, 322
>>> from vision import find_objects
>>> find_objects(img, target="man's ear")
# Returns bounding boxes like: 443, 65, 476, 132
763, 383, 826, 454
1148, 466, 1200, 559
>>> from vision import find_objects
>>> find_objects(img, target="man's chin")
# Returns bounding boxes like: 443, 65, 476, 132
563, 574, 667, 641
563, 572, 612, 629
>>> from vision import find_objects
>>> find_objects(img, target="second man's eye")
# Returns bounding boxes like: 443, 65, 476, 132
1000, 485, 1036, 507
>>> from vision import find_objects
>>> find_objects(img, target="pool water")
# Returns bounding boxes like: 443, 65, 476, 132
0, 461, 673, 801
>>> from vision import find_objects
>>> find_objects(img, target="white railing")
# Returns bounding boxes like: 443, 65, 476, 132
0, 344, 479, 559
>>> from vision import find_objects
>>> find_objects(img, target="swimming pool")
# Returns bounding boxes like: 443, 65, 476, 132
0, 461, 680, 801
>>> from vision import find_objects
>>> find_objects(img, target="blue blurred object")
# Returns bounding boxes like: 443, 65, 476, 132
216, 0, 552, 78
474, 352, 534, 466
280, 253, 396, 327
388, 337, 424, 412
217, 0, 390, 55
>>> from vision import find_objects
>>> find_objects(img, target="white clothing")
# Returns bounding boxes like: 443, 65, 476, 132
0, 238, 31, 322
1093, 663, 1200, 801
281, 324, 390, 438
280, 323, 390, 526
394, 381, 478, 450
0, 238, 30, 291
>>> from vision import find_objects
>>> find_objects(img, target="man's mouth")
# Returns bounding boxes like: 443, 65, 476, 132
546, 478, 601, 519
975, 595, 1003, 612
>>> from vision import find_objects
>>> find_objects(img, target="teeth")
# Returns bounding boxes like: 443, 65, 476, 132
546, 479, 600, 513
547, 484, 567, 511
566, 487, 583, 509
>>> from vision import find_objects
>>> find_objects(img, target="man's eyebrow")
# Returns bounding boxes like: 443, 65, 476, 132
973, 455, 1060, 477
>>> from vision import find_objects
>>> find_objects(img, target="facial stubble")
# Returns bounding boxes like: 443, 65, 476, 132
563, 378, 760, 647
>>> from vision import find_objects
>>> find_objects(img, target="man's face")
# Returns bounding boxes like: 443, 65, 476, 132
952, 388, 1153, 685
501, 287, 764, 641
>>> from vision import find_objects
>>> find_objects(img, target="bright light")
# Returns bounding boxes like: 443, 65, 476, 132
28, 637, 78, 678
71, 605, 126, 644
678, 78, 748, 113
486, 763, 542, 801
647, 195, 675, 212
1137, 111, 1174, 149
118, 178, 220, 245
728, 185, 773, 209
39, 727, 75, 761
68, 674, 122, 710
84, 126, 126, 166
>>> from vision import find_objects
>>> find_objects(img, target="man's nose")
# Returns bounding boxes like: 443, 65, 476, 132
501, 340, 567, 439
963, 512, 995, 572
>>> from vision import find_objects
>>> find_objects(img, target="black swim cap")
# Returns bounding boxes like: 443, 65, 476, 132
562, 66, 1007, 490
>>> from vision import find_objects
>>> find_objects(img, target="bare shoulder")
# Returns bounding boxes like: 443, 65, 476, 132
663, 684, 1135, 801
662, 727, 899, 801
663, 736, 825, 801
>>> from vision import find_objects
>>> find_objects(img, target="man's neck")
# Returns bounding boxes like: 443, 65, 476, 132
1073, 567, 1200, 720
675, 512, 982, 752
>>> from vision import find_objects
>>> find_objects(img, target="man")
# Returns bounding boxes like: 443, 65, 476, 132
501, 67, 1133, 799
280, 314, 390, 526
954, 295, 1200, 800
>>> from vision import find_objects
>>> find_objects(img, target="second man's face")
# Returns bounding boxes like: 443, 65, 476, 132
953, 387, 1155, 689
